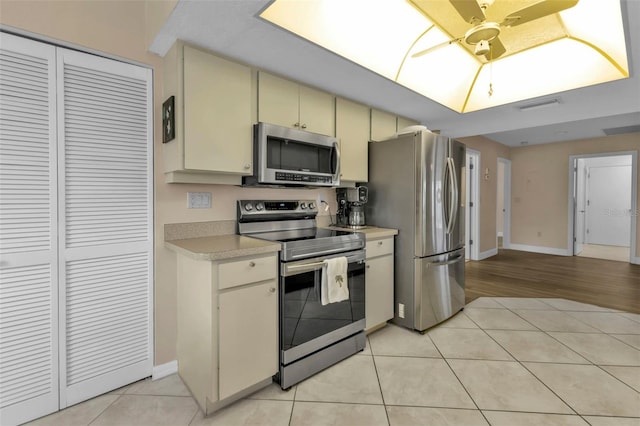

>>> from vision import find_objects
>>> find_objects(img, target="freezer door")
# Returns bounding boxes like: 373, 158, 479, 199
414, 247, 465, 331
416, 132, 449, 257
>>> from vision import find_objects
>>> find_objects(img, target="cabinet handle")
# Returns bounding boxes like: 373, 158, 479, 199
301, 124, 307, 129
378, 241, 383, 246
244, 163, 251, 169
293, 122, 300, 127
269, 287, 276, 293
366, 264, 371, 269
249, 261, 256, 267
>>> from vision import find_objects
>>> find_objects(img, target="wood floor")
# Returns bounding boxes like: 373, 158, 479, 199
465, 249, 640, 314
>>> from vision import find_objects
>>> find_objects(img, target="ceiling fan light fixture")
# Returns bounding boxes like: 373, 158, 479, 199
465, 22, 500, 44
475, 40, 490, 56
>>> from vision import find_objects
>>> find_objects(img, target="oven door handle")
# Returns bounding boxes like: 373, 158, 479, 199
282, 252, 365, 276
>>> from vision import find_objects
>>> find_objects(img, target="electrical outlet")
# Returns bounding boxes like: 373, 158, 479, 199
187, 192, 212, 209
398, 303, 405, 319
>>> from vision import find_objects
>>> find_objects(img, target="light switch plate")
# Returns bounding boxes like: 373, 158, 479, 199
187, 192, 212, 209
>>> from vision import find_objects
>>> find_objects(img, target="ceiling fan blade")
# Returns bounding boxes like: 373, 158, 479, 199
501, 0, 579, 27
450, 0, 485, 24
485, 37, 506, 60
411, 38, 463, 58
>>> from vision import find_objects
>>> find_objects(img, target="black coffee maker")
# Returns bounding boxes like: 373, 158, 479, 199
336, 186, 368, 228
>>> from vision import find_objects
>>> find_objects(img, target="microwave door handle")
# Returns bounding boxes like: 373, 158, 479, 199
332, 141, 341, 182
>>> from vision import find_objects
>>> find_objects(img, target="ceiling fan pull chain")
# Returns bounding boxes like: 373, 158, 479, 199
488, 47, 494, 97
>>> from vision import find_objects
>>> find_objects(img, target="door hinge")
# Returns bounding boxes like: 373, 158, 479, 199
470, 239, 473, 245
470, 163, 474, 170
469, 202, 474, 207
586, 228, 590, 234
587, 200, 590, 206
574, 237, 577, 242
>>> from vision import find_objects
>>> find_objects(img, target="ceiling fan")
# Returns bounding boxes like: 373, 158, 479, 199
411, 0, 579, 61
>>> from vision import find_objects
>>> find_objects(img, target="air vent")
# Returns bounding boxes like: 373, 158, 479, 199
602, 125, 640, 136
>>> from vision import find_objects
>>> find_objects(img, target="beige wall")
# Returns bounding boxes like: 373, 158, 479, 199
510, 134, 639, 258
458, 136, 511, 254
0, 1, 336, 366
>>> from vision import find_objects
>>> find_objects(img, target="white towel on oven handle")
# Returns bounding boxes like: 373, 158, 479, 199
321, 256, 349, 306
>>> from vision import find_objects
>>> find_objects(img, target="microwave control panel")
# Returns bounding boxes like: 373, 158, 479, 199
275, 172, 333, 184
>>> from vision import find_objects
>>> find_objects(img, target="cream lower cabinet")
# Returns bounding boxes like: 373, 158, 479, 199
365, 237, 395, 331
177, 253, 278, 414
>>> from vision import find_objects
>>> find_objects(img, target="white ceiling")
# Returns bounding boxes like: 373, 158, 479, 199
150, 0, 640, 147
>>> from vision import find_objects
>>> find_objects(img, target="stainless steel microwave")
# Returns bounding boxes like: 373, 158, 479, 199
243, 122, 340, 187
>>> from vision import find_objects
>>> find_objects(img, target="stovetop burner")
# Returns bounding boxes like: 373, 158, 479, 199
237, 199, 365, 261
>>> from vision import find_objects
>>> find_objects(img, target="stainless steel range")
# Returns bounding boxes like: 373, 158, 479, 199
237, 200, 366, 389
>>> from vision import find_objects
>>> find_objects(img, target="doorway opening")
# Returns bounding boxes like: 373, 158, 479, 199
496, 158, 511, 251
466, 149, 480, 260
569, 152, 637, 263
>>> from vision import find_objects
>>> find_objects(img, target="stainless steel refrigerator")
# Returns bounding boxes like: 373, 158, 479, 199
367, 130, 465, 332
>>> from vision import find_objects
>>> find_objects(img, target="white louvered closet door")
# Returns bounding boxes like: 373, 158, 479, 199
0, 34, 59, 425
57, 49, 153, 407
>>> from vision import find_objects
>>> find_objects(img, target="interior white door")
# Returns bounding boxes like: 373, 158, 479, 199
57, 48, 153, 407
465, 151, 479, 260
585, 165, 632, 247
0, 34, 59, 426
574, 159, 587, 254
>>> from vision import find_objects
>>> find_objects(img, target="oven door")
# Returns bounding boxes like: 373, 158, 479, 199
280, 250, 365, 365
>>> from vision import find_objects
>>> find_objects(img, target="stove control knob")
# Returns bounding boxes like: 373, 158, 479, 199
244, 202, 253, 211
255, 202, 264, 211
308, 202, 316, 209
300, 202, 307, 210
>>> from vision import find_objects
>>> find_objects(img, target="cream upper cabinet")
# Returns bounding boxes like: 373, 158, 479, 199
336, 97, 369, 182
365, 237, 395, 332
370, 108, 397, 141
258, 72, 335, 136
397, 116, 420, 132
163, 42, 255, 184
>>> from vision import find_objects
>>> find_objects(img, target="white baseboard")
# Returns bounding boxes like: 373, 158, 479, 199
478, 248, 498, 260
152, 360, 178, 380
631, 256, 640, 265
509, 244, 571, 256
497, 232, 504, 237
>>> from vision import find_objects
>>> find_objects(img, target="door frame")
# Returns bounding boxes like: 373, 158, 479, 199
567, 151, 637, 264
497, 157, 511, 249
466, 149, 480, 260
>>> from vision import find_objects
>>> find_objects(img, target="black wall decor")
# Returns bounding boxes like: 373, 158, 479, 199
162, 96, 175, 143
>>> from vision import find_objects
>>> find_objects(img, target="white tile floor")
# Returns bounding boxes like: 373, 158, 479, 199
26, 298, 640, 426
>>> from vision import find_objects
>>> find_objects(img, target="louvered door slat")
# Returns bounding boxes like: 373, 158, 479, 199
58, 48, 152, 407
0, 34, 58, 426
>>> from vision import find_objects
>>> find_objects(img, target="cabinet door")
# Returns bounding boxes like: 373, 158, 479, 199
299, 84, 335, 136
370, 109, 397, 142
365, 255, 394, 330
336, 98, 369, 182
218, 281, 278, 399
397, 116, 419, 132
257, 72, 300, 129
184, 46, 253, 174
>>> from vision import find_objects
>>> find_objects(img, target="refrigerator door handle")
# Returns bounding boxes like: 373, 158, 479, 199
446, 157, 458, 234
430, 253, 464, 266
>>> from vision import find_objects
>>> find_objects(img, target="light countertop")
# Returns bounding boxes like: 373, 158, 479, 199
324, 225, 398, 240
165, 234, 280, 261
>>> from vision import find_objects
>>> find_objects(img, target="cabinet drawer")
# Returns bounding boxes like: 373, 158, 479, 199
366, 238, 393, 258
218, 255, 277, 290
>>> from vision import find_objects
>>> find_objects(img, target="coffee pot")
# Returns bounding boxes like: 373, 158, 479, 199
336, 186, 368, 228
